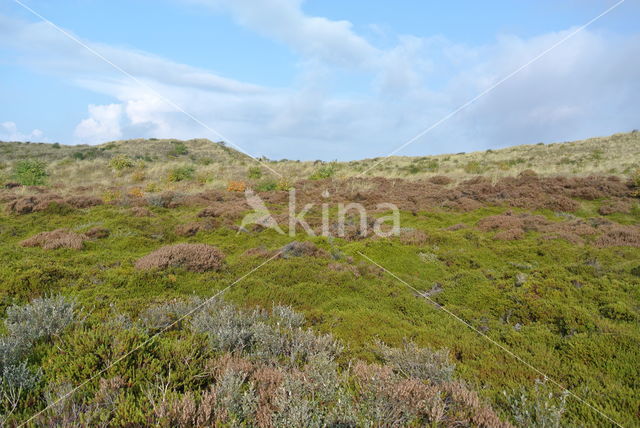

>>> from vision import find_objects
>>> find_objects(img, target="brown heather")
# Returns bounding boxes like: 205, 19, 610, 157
130, 206, 153, 217
429, 175, 453, 185
594, 223, 640, 248
20, 228, 88, 250
84, 227, 110, 239
7, 194, 103, 214
135, 243, 225, 272
598, 198, 633, 215
398, 228, 430, 245
279, 241, 328, 258
174, 221, 215, 237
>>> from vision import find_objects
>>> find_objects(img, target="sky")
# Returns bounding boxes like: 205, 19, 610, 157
0, 0, 638, 160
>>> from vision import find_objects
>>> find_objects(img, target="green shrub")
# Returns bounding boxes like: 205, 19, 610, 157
309, 162, 337, 180
255, 180, 277, 192
405, 159, 438, 174
600, 302, 637, 321
13, 160, 48, 185
247, 166, 263, 179
169, 141, 188, 157
109, 155, 134, 171
51, 143, 61, 149
167, 166, 195, 182
463, 161, 488, 174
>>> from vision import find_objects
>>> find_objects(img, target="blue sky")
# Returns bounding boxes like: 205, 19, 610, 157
1, 0, 638, 160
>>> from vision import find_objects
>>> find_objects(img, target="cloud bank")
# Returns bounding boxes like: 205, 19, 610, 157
0, 121, 44, 142
1, 1, 639, 159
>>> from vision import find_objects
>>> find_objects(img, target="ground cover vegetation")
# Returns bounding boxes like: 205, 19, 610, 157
0, 132, 639, 426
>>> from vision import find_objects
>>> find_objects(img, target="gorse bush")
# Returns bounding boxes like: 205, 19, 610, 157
13, 160, 47, 186
109, 154, 135, 171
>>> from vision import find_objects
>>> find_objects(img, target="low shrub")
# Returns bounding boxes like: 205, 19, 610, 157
84, 227, 110, 239
375, 340, 455, 384
168, 141, 188, 157
20, 229, 88, 250
109, 155, 135, 171
429, 175, 453, 185
130, 207, 153, 217
167, 166, 195, 182
12, 160, 47, 186
463, 161, 488, 174
135, 243, 225, 272
174, 221, 213, 237
5, 295, 76, 344
254, 180, 277, 192
247, 166, 263, 179
0, 295, 75, 412
139, 298, 202, 331
190, 301, 342, 363
504, 380, 567, 428
279, 241, 328, 258
227, 181, 247, 192
309, 163, 337, 180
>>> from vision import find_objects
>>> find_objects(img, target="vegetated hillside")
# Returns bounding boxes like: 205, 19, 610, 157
0, 131, 639, 192
0, 132, 639, 426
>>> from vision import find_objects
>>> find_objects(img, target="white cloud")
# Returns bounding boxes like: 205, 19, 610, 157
74, 104, 123, 143
0, 121, 44, 141
1, 6, 639, 159
186, 0, 380, 68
